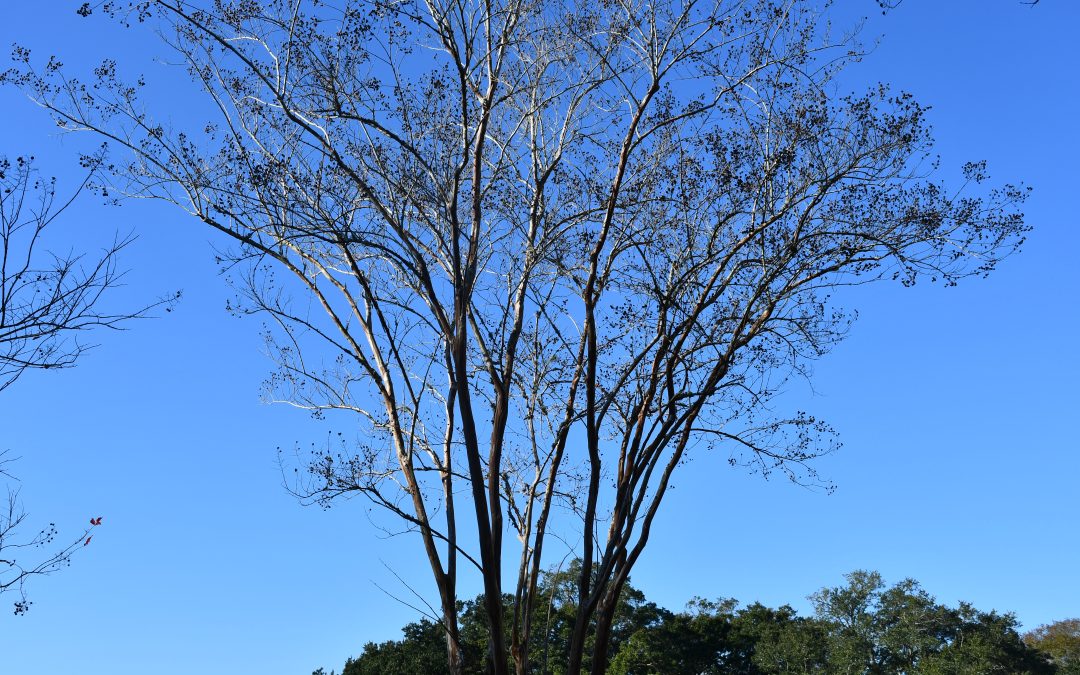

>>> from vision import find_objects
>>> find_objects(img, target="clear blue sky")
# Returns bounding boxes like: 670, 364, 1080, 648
1, 1, 1077, 673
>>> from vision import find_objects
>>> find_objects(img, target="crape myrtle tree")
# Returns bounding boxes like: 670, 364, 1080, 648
0, 153, 137, 392
0, 154, 155, 613
4, 0, 1028, 671
0, 451, 102, 615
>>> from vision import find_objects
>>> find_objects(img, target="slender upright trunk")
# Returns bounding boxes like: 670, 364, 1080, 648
453, 339, 510, 675
445, 615, 464, 675
566, 580, 599, 675
566, 619, 590, 674
589, 581, 623, 675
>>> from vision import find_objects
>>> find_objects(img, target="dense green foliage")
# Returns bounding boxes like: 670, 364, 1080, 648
1025, 619, 1080, 674
321, 567, 1065, 674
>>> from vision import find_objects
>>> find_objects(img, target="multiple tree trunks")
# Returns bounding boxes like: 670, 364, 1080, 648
3, 0, 1028, 670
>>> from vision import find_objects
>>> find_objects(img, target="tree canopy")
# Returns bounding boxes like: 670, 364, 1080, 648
1026, 619, 1080, 675
2, 0, 1029, 671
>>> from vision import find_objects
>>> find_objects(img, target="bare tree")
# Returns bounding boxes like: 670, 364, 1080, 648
5, 0, 1028, 671
0, 153, 171, 390
0, 154, 169, 613
0, 451, 102, 616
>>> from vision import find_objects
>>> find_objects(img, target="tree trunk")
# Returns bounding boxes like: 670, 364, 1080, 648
589, 586, 621, 675
446, 623, 464, 675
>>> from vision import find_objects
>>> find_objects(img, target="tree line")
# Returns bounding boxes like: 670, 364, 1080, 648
314, 564, 1078, 675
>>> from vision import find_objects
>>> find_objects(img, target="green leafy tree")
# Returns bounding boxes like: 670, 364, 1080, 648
812, 571, 944, 673
812, 571, 1053, 675
608, 598, 736, 675
342, 618, 456, 675
732, 603, 829, 674
609, 598, 830, 675
1026, 619, 1080, 675
917, 606, 1053, 675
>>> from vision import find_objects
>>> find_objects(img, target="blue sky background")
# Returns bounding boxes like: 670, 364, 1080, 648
0, 1, 1077, 673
